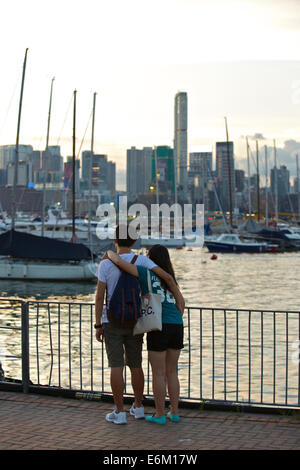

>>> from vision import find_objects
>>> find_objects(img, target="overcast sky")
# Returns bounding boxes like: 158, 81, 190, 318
1, 0, 300, 189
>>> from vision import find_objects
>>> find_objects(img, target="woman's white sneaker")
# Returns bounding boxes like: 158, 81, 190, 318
130, 404, 145, 419
106, 409, 127, 424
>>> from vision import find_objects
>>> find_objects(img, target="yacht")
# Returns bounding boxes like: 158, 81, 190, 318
204, 233, 279, 253
0, 230, 98, 281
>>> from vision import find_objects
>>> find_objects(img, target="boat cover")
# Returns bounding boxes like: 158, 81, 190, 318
0, 230, 92, 261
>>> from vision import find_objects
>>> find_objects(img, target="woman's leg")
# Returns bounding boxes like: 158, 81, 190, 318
148, 350, 167, 416
166, 349, 181, 415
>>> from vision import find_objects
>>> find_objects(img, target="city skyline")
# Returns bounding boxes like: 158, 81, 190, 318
2, 1, 300, 190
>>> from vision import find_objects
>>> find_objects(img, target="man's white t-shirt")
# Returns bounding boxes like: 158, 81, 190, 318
97, 253, 157, 323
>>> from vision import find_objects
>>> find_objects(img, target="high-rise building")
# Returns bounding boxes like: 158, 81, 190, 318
107, 161, 116, 194
270, 165, 290, 197
235, 169, 245, 193
152, 146, 175, 196
82, 151, 116, 194
42, 146, 63, 172
0, 145, 34, 170
126, 147, 153, 199
174, 92, 188, 193
216, 141, 235, 211
294, 177, 300, 193
64, 158, 80, 193
189, 152, 212, 176
7, 161, 33, 187
188, 151, 212, 205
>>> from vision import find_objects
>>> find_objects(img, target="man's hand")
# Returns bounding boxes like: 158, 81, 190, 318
101, 251, 109, 261
96, 327, 104, 342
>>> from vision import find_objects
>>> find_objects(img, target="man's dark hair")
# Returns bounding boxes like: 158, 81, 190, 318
115, 224, 138, 247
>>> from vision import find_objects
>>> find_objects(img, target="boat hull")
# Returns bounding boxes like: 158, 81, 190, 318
0, 259, 97, 281
204, 241, 268, 253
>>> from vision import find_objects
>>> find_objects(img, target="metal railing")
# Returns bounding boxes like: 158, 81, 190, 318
0, 298, 300, 411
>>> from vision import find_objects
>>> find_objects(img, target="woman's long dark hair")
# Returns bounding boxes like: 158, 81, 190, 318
148, 244, 177, 291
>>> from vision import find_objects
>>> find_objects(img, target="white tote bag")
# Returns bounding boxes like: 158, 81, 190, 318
133, 269, 162, 335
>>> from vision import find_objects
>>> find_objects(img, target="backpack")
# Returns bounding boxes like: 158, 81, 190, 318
107, 255, 142, 329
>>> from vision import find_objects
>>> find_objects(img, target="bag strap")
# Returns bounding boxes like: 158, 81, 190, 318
147, 268, 153, 294
130, 254, 138, 265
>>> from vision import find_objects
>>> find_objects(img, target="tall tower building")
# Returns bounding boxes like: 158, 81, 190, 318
126, 146, 153, 200
174, 92, 188, 195
216, 141, 235, 211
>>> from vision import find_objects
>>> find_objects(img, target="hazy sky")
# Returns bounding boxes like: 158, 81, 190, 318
1, 0, 300, 188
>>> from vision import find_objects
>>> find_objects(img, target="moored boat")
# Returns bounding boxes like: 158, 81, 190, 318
0, 230, 97, 281
204, 233, 279, 253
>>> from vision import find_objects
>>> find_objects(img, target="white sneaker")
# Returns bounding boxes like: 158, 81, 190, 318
130, 404, 145, 419
106, 409, 127, 424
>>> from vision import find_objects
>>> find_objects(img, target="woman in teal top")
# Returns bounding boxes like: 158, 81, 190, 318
107, 244, 185, 425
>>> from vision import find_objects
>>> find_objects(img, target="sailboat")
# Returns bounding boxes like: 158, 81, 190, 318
0, 230, 96, 280
0, 51, 98, 280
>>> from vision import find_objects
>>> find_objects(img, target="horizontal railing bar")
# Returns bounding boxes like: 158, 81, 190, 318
1, 297, 299, 314
0, 326, 21, 331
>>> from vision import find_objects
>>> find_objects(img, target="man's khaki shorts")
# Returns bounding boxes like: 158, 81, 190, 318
103, 322, 143, 368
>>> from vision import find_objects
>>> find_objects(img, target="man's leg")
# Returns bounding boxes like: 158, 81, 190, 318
103, 323, 126, 413
110, 367, 125, 412
130, 367, 144, 408
125, 332, 144, 409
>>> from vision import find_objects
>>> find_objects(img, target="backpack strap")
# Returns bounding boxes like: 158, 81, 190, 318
130, 254, 138, 265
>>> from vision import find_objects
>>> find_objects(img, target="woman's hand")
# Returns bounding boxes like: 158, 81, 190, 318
107, 250, 120, 265
176, 299, 185, 316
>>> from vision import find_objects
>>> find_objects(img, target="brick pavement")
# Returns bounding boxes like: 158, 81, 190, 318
0, 391, 299, 450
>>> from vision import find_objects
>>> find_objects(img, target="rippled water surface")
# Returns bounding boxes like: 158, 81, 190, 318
1, 248, 299, 310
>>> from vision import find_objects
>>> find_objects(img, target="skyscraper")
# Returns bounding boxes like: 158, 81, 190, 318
152, 146, 175, 196
216, 141, 235, 211
174, 92, 188, 195
270, 165, 290, 197
126, 147, 153, 200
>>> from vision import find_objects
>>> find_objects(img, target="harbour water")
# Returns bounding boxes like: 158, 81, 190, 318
1, 248, 300, 406
1, 248, 299, 311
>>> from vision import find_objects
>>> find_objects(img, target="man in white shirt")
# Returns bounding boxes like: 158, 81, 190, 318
95, 224, 183, 425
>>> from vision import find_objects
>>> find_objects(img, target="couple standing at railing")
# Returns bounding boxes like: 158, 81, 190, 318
94, 224, 185, 425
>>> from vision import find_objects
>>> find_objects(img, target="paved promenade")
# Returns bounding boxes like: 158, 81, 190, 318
0, 391, 299, 450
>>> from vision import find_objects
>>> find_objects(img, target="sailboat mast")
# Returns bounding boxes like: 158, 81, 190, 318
72, 89, 77, 239
296, 154, 300, 222
246, 137, 251, 218
273, 139, 279, 224
88, 92, 97, 246
42, 77, 55, 237
224, 117, 233, 231
12, 48, 29, 230
256, 140, 260, 222
46, 77, 55, 150
265, 145, 268, 226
